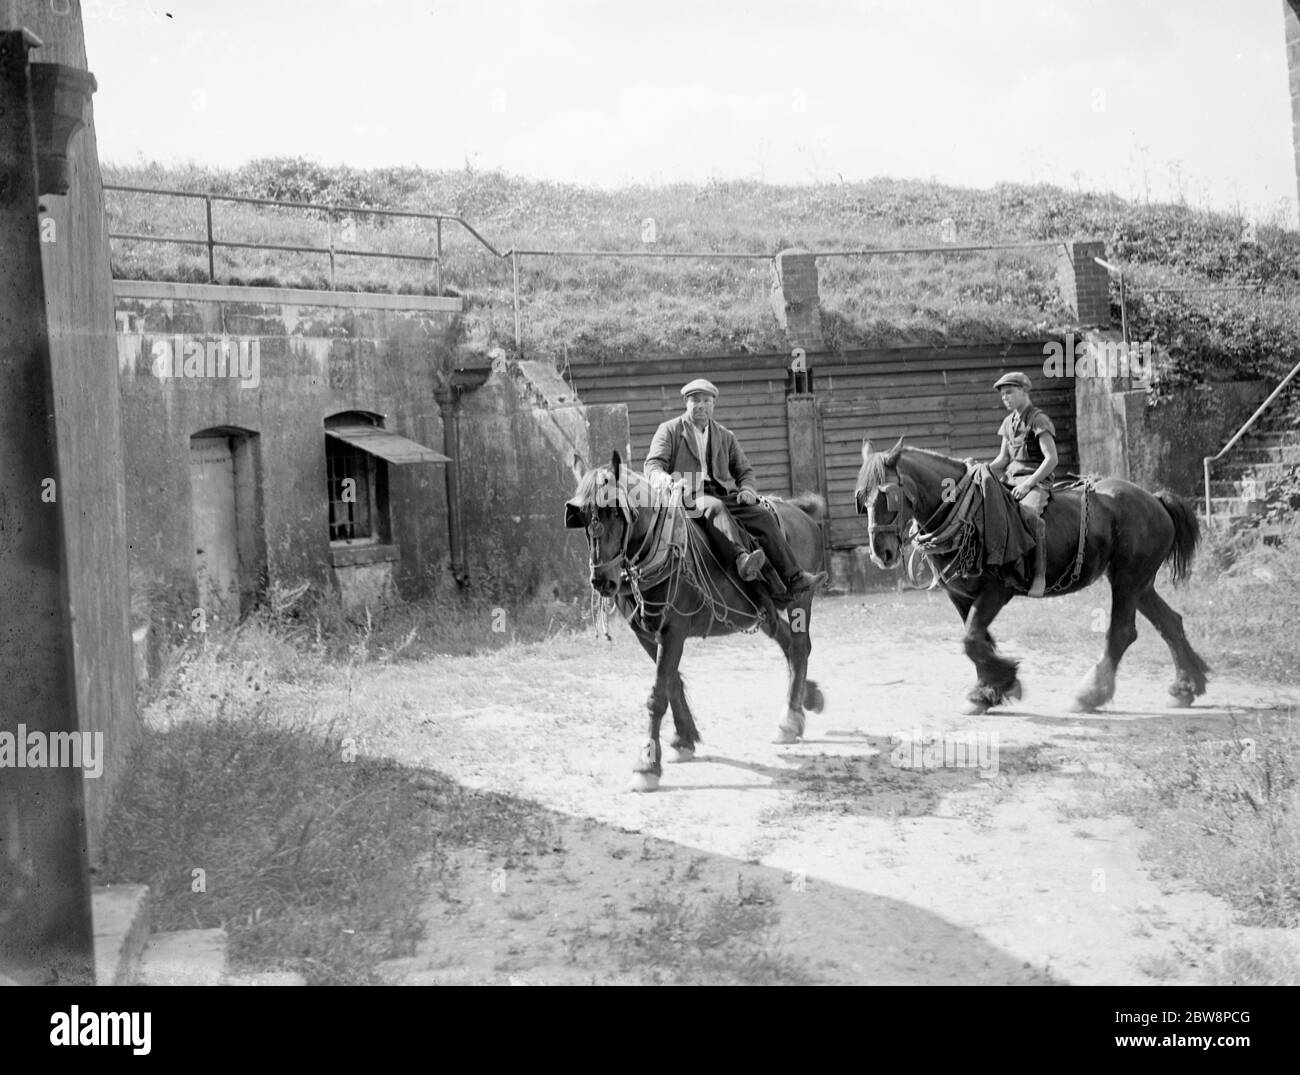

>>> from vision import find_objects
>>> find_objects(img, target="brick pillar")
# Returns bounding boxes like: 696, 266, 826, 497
769, 247, 824, 349
1055, 240, 1111, 328
1286, 1, 1300, 207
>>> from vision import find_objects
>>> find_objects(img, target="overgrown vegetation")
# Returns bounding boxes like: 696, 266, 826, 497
104, 589, 818, 984
104, 593, 586, 985
1119, 712, 1300, 930
102, 160, 1300, 390
607, 879, 811, 985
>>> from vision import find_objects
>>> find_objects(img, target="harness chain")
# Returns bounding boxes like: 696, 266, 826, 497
912, 467, 983, 583
620, 488, 766, 634
892, 464, 1093, 594
1043, 478, 1093, 594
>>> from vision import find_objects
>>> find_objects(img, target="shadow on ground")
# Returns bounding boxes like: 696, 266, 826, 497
380, 763, 1062, 986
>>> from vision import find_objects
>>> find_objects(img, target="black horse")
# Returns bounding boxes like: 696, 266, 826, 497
565, 452, 827, 790
855, 438, 1210, 713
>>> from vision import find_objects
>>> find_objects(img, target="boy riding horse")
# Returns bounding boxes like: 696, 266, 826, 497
645, 378, 822, 598
988, 371, 1058, 598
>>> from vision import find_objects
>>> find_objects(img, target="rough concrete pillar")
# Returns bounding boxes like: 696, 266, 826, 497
770, 248, 824, 349
1056, 241, 1111, 328
0, 27, 94, 986
1286, 1, 1300, 207
1073, 330, 1144, 481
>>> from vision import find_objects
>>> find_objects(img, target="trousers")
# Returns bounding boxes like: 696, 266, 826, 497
694, 488, 802, 578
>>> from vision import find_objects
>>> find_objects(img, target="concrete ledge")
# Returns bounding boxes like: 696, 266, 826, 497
227, 971, 308, 986
92, 884, 151, 986
330, 542, 401, 567
114, 279, 463, 313
138, 928, 228, 986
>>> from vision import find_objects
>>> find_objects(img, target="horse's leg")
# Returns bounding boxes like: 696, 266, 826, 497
632, 624, 686, 791
763, 597, 815, 744
961, 585, 1019, 714
1137, 587, 1211, 707
633, 627, 699, 761
1073, 581, 1140, 712
947, 586, 1004, 699
665, 682, 701, 761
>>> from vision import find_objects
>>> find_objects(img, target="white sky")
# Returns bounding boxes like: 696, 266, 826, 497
82, 0, 1300, 225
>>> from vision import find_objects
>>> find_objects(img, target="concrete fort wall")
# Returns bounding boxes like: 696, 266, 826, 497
114, 283, 629, 616
1073, 330, 1269, 498
456, 360, 629, 601
1, 0, 133, 978
115, 282, 462, 617
1287, 1, 1300, 207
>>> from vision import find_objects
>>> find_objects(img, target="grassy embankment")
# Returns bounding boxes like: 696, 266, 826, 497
103, 158, 1300, 389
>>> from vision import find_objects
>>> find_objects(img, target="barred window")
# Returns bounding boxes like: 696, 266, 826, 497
324, 411, 390, 545
327, 438, 375, 541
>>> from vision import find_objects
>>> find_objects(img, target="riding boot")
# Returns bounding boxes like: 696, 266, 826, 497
735, 547, 767, 581
1028, 516, 1047, 598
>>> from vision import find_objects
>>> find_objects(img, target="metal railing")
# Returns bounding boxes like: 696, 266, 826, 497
103, 184, 507, 294
1203, 356, 1300, 520
104, 184, 1078, 351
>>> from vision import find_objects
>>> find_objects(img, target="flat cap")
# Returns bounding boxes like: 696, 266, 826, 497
993, 371, 1032, 391
680, 378, 719, 398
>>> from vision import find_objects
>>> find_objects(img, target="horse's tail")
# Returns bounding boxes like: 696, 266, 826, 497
789, 491, 826, 522
1156, 490, 1199, 585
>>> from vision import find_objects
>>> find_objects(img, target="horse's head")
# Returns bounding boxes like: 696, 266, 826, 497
854, 436, 916, 570
564, 450, 647, 596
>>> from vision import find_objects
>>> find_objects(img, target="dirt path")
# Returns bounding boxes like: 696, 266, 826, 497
335, 593, 1299, 985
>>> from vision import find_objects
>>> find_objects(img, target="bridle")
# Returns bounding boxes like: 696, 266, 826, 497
584, 470, 639, 574
863, 475, 911, 540
585, 510, 632, 572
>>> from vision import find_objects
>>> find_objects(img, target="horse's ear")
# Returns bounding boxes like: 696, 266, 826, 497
570, 452, 587, 484
564, 497, 587, 529
886, 435, 906, 466
611, 449, 622, 481
861, 438, 873, 462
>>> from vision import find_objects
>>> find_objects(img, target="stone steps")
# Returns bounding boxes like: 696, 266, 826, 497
92, 885, 305, 986
1209, 479, 1270, 499
1208, 496, 1267, 518
1230, 445, 1300, 465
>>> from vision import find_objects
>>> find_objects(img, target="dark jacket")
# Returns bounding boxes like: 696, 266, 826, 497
644, 415, 758, 495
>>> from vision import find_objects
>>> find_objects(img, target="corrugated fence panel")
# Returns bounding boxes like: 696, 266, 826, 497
816, 344, 1076, 548
568, 357, 793, 496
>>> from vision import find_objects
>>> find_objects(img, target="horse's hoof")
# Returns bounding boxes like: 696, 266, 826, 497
961, 701, 990, 716
804, 685, 825, 713
630, 771, 660, 792
1168, 691, 1195, 709
1070, 698, 1099, 713
666, 745, 696, 763
773, 726, 801, 745
1006, 680, 1023, 702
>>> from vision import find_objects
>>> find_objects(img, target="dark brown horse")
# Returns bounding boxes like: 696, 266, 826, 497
854, 438, 1210, 713
565, 451, 827, 790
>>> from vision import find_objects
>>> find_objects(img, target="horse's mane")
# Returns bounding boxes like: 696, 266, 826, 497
859, 441, 962, 491
571, 464, 652, 511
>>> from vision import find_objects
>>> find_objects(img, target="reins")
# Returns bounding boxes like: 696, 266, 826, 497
868, 454, 1094, 591
585, 473, 766, 632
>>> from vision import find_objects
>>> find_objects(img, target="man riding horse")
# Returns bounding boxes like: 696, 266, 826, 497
645, 378, 822, 598
988, 371, 1058, 598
